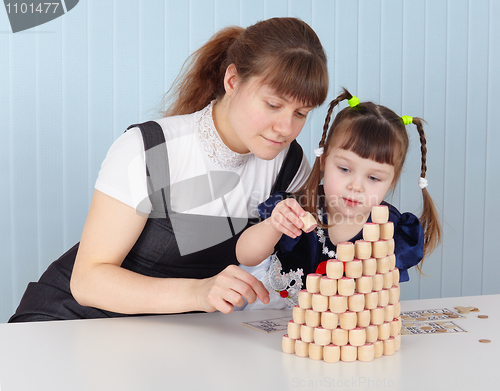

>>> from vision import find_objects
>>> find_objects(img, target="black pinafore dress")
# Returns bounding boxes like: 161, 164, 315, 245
9, 122, 303, 322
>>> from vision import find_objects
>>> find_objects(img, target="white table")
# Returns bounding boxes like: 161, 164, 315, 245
0, 295, 498, 391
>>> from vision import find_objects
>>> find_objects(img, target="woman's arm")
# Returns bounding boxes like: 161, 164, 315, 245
236, 198, 306, 266
70, 190, 269, 314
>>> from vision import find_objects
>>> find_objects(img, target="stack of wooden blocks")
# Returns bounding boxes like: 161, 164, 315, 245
282, 205, 402, 362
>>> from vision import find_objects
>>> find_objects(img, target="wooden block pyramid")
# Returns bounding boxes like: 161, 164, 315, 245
282, 205, 402, 362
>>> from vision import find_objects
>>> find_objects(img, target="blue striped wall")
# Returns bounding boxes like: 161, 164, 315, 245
0, 0, 499, 322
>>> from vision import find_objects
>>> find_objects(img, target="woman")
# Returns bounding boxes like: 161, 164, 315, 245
10, 17, 328, 322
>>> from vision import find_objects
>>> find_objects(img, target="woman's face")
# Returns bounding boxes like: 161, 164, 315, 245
219, 67, 314, 160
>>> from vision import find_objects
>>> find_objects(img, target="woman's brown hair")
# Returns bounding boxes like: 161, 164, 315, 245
298, 88, 441, 266
162, 17, 328, 116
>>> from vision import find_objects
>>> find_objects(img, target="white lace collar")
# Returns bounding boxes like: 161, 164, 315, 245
196, 101, 251, 170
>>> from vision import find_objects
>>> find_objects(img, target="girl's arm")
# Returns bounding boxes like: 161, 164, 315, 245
70, 190, 269, 315
236, 198, 306, 266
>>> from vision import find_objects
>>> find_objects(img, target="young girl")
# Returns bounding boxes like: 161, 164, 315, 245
9, 17, 328, 322
236, 88, 441, 308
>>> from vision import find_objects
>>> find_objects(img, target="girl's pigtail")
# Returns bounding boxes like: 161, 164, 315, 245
297, 88, 352, 218
412, 118, 442, 269
162, 26, 245, 117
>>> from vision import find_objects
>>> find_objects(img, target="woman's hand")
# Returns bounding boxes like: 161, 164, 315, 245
268, 197, 306, 239
196, 265, 270, 314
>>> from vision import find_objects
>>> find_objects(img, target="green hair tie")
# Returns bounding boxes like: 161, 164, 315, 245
401, 115, 413, 125
348, 96, 359, 107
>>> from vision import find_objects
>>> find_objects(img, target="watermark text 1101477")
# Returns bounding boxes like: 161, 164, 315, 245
3, 1, 79, 33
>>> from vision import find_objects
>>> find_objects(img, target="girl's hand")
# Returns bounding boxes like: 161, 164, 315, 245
268, 198, 306, 239
196, 265, 270, 314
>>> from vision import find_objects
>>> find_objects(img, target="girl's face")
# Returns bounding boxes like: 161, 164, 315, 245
321, 145, 395, 222
218, 67, 314, 160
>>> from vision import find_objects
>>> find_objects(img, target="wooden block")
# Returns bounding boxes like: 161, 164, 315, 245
392, 268, 400, 286
321, 311, 338, 330
337, 277, 355, 296
371, 205, 389, 224
319, 276, 337, 296
287, 320, 301, 339
364, 291, 379, 310
372, 240, 388, 259
337, 241, 355, 261
340, 344, 357, 362
304, 309, 321, 328
387, 253, 396, 270
357, 343, 375, 362
306, 273, 321, 293
308, 343, 324, 360
326, 259, 344, 279
314, 327, 332, 346
295, 339, 309, 357
373, 340, 384, 358
282, 334, 296, 354
390, 317, 401, 337
312, 293, 329, 313
362, 258, 377, 276
323, 344, 341, 363
386, 238, 395, 255
329, 295, 348, 313
348, 293, 365, 312
348, 327, 367, 347
379, 222, 394, 240
382, 272, 393, 289
356, 309, 371, 328
370, 306, 385, 325
372, 274, 384, 291
300, 212, 318, 233
384, 304, 395, 323
356, 275, 373, 294
377, 289, 390, 307
393, 301, 401, 318
378, 322, 391, 341
383, 337, 396, 356
355, 240, 372, 260
345, 259, 363, 278
388, 286, 400, 305
365, 324, 379, 343
300, 324, 314, 343
363, 223, 380, 242
298, 290, 313, 309
331, 328, 349, 346
339, 311, 357, 330
292, 305, 306, 325
376, 256, 390, 274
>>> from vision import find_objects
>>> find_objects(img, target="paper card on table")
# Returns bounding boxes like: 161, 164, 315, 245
400, 308, 466, 322
401, 321, 468, 335
241, 317, 291, 333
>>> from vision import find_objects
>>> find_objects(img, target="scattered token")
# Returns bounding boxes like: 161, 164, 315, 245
449, 314, 459, 318
454, 306, 476, 314
471, 308, 480, 312
479, 339, 491, 343
417, 317, 427, 321
478, 315, 489, 319
436, 328, 447, 333
421, 326, 432, 331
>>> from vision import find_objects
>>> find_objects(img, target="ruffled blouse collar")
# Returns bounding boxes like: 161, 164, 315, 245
196, 101, 251, 170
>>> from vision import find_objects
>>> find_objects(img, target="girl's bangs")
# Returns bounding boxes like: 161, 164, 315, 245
335, 119, 399, 166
